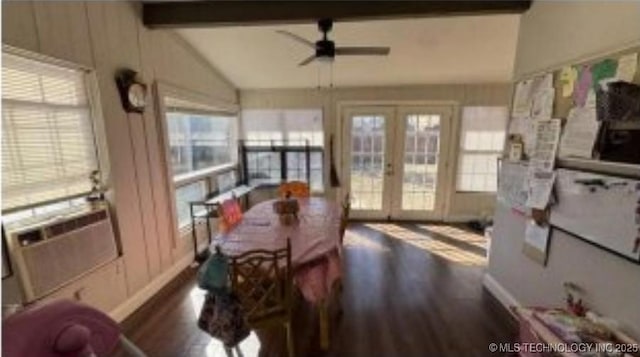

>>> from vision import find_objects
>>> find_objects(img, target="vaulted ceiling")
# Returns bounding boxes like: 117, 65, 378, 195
176, 15, 520, 89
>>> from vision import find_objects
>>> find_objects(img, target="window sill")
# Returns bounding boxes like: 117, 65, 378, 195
174, 163, 237, 187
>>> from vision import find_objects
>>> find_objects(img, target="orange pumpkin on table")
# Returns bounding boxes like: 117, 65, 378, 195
278, 181, 310, 198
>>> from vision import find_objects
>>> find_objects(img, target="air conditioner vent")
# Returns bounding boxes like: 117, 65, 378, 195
15, 230, 43, 247
6, 206, 118, 301
45, 210, 108, 238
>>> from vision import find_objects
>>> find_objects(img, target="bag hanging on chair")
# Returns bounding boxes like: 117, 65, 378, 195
197, 291, 251, 348
197, 246, 229, 292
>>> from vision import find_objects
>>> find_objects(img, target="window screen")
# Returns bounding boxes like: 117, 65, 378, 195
2, 53, 99, 212
456, 106, 507, 192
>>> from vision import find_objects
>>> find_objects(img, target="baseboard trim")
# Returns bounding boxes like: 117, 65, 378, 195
482, 273, 520, 317
444, 214, 483, 223
109, 252, 193, 323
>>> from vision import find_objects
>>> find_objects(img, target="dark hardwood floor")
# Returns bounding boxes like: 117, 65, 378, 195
116, 223, 517, 357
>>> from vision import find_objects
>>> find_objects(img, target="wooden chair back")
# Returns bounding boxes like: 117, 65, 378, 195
217, 198, 243, 233
278, 181, 310, 198
228, 239, 292, 326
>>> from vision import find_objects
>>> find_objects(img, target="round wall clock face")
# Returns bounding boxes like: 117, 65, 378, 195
127, 83, 146, 109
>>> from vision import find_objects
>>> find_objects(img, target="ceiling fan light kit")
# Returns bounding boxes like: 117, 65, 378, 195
277, 18, 391, 67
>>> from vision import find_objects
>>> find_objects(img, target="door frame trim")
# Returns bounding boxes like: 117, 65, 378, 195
336, 100, 461, 221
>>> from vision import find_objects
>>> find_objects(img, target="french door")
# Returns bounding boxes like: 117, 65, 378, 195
342, 105, 452, 220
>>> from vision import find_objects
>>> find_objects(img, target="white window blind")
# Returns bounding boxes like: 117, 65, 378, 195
241, 109, 324, 146
2, 53, 98, 212
456, 106, 507, 192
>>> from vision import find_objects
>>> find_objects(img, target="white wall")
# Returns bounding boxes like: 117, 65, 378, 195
487, 1, 640, 338
2, 1, 238, 317
514, 1, 640, 78
241, 83, 511, 220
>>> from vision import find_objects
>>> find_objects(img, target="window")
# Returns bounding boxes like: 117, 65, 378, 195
216, 171, 237, 192
241, 109, 324, 191
165, 98, 236, 178
172, 169, 238, 230
161, 96, 238, 231
174, 180, 206, 228
2, 198, 87, 228
2, 52, 99, 213
246, 151, 281, 186
456, 107, 508, 192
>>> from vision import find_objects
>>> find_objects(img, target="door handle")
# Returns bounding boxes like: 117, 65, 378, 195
385, 163, 393, 176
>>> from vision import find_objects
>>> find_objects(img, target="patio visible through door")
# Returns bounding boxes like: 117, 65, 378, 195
342, 105, 453, 220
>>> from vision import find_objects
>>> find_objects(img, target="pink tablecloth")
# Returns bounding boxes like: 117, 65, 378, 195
212, 197, 342, 304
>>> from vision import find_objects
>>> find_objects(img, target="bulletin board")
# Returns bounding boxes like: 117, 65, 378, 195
510, 45, 640, 152
506, 44, 640, 264
550, 46, 640, 120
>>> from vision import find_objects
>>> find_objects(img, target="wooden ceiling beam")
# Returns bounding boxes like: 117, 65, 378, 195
143, 1, 532, 28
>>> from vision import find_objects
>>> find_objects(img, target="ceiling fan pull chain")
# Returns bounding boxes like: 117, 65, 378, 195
330, 63, 334, 89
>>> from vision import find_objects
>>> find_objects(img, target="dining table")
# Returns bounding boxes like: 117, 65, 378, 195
211, 197, 343, 350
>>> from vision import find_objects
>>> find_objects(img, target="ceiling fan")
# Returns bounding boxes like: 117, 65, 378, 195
276, 18, 390, 66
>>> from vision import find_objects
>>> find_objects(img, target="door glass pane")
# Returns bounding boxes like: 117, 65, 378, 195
350, 115, 385, 210
401, 114, 440, 211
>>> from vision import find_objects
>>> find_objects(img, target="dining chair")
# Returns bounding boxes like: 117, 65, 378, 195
218, 198, 243, 233
228, 239, 294, 357
278, 181, 310, 198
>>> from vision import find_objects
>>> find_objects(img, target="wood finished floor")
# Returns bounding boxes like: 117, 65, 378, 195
116, 223, 517, 357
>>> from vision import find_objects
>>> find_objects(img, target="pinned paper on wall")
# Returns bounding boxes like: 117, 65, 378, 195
508, 117, 536, 156
529, 73, 554, 120
508, 116, 525, 135
533, 73, 554, 93
526, 171, 556, 209
497, 161, 529, 213
523, 119, 538, 156
559, 107, 600, 159
591, 59, 618, 90
531, 88, 555, 120
560, 66, 578, 97
529, 119, 561, 173
573, 65, 592, 107
616, 53, 638, 82
512, 79, 534, 118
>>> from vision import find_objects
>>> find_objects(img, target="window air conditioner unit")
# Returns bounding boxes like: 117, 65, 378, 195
5, 205, 118, 302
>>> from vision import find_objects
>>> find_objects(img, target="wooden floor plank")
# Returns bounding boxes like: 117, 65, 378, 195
116, 222, 517, 356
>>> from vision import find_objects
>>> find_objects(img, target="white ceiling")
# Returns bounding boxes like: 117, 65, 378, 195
177, 15, 520, 89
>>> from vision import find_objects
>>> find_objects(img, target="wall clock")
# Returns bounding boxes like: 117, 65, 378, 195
115, 69, 147, 114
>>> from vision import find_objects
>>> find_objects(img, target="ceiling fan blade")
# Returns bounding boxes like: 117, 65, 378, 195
276, 30, 315, 48
298, 55, 317, 66
335, 47, 390, 56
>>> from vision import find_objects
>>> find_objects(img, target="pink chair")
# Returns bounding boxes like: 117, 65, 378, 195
218, 198, 243, 233
2, 299, 145, 357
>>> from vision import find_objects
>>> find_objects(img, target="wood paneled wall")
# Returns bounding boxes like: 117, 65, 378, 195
240, 83, 511, 220
2, 1, 238, 309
